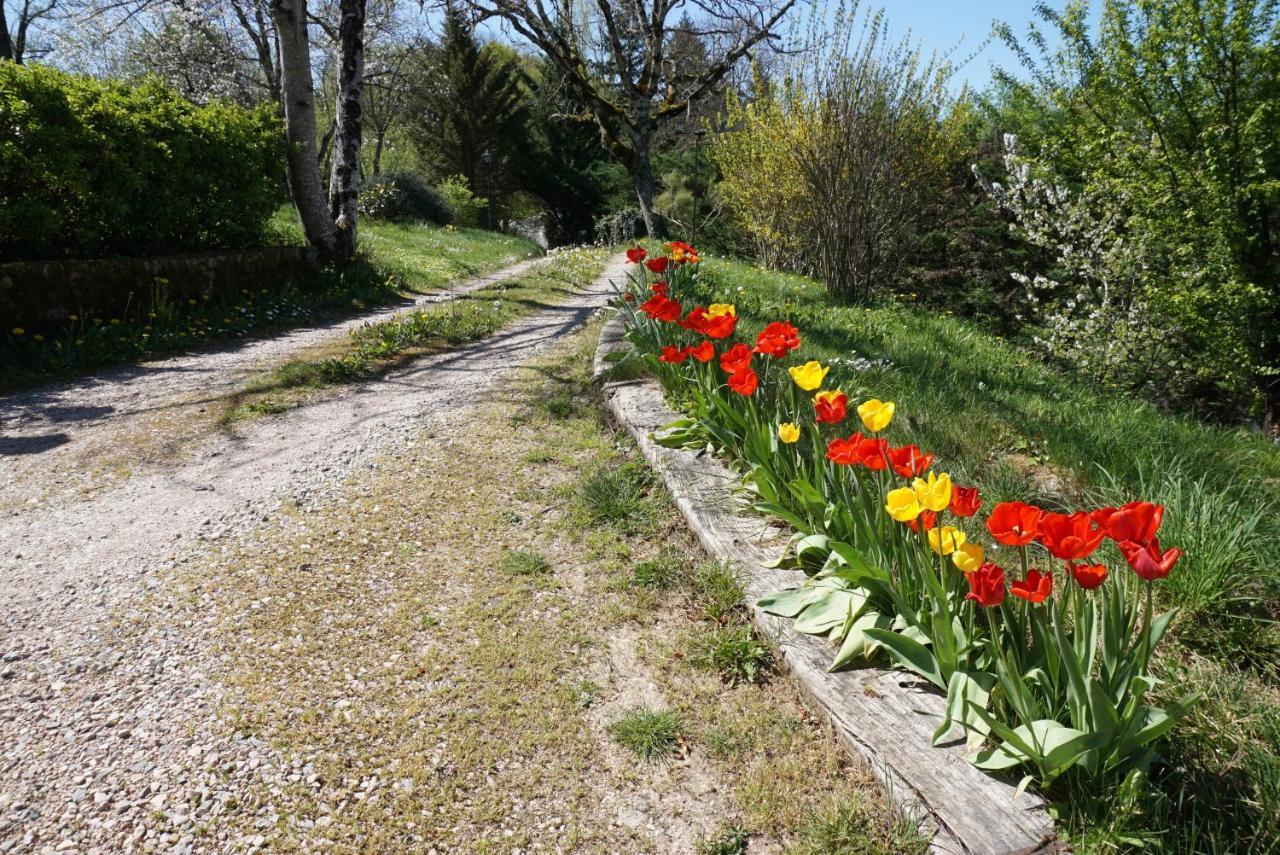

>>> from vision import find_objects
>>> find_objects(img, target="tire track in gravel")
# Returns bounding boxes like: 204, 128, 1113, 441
0, 253, 627, 854
0, 254, 545, 514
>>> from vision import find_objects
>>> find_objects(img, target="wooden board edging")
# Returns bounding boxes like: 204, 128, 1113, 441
593, 313, 1058, 855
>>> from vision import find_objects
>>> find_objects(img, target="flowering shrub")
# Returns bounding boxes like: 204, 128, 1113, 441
615, 243, 1198, 793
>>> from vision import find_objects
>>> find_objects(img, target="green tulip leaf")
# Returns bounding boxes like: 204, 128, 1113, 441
863, 628, 945, 689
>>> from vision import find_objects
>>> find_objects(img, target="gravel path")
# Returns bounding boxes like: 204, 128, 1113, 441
0, 253, 628, 854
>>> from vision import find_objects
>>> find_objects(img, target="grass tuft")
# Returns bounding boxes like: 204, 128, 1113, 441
574, 462, 659, 534
690, 625, 773, 685
696, 826, 750, 855
607, 707, 683, 760
499, 548, 552, 577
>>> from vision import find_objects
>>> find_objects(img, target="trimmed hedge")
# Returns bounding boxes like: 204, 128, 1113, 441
359, 171, 453, 224
0, 64, 285, 263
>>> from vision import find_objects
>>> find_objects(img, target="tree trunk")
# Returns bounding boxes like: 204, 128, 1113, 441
630, 126, 660, 239
270, 0, 336, 260
328, 0, 365, 265
371, 129, 385, 175
0, 4, 13, 62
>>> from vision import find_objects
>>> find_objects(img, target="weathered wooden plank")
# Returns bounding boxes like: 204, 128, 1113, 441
594, 314, 1058, 855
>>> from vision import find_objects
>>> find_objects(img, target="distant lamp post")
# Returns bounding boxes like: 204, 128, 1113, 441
481, 148, 495, 230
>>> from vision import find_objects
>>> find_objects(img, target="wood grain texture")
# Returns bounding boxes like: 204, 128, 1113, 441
594, 314, 1058, 855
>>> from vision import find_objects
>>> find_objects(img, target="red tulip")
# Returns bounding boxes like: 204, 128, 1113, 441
727, 367, 758, 396
986, 501, 1044, 546
1037, 511, 1106, 561
826, 434, 863, 465
1119, 539, 1182, 581
679, 306, 708, 332
753, 321, 802, 358
687, 340, 715, 363
719, 343, 753, 374
702, 312, 737, 339
651, 281, 669, 297
639, 294, 681, 322
906, 510, 937, 533
1069, 562, 1109, 590
622, 292, 635, 303
965, 563, 1007, 607
626, 246, 647, 263
1100, 501, 1164, 546
854, 436, 889, 470
814, 391, 848, 424
1010, 568, 1053, 604
658, 345, 689, 364
645, 257, 670, 274
887, 444, 933, 478
949, 485, 982, 517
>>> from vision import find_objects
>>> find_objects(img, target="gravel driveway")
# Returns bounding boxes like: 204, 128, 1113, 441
0, 253, 628, 854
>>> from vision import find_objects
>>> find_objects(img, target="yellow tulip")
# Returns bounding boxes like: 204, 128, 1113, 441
857, 398, 895, 432
788, 360, 830, 392
706, 303, 736, 319
912, 471, 952, 513
778, 422, 801, 444
928, 525, 967, 556
885, 487, 922, 522
952, 542, 984, 573
11, 327, 24, 336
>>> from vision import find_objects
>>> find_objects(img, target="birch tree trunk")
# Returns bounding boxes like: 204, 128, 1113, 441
328, 0, 365, 265
270, 0, 337, 259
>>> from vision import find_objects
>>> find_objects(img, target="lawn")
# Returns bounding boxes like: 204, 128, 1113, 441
0, 212, 542, 390
671, 253, 1280, 851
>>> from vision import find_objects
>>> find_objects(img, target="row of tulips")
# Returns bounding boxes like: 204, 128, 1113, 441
616, 243, 1197, 792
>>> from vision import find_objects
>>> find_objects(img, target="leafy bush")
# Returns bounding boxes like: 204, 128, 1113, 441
594, 208, 646, 244
358, 171, 453, 225
438, 174, 487, 228
0, 63, 284, 262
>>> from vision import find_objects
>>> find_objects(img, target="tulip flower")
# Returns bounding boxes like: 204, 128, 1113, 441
727, 368, 759, 396
687, 340, 715, 363
928, 525, 967, 556
651, 281, 669, 297
1011, 569, 1053, 604
887, 444, 933, 478
1037, 511, 1106, 561
885, 487, 923, 522
952, 542, 984, 573
778, 423, 801, 444
912, 472, 953, 513
906, 510, 937, 533
639, 294, 681, 322
813, 390, 848, 424
949, 485, 982, 517
1098, 501, 1164, 546
623, 292, 635, 303
645, 257, 670, 273
854, 436, 889, 470
788, 360, 829, 392
856, 399, 895, 432
753, 321, 802, 358
720, 343, 753, 374
1069, 562, 1109, 590
826, 434, 862, 465
965, 563, 1007, 607
626, 246, 647, 263
703, 304, 737, 339
658, 345, 689, 364
986, 501, 1044, 546
1119, 539, 1182, 581
706, 303, 736, 319
679, 306, 709, 332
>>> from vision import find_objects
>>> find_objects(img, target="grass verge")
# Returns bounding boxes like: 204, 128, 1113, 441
0, 211, 541, 390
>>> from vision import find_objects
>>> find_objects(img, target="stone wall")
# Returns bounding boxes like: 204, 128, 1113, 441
0, 247, 319, 329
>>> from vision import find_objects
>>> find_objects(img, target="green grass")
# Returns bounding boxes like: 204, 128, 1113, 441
796, 801, 927, 855
1, 210, 541, 390
572, 462, 662, 535
689, 625, 773, 685
499, 548, 552, 576
607, 707, 683, 760
685, 255, 1280, 853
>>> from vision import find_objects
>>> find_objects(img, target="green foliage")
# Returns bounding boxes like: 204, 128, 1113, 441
574, 462, 659, 534
990, 0, 1280, 419
607, 707, 683, 760
358, 171, 453, 225
696, 826, 750, 855
796, 800, 928, 855
0, 63, 283, 262
690, 625, 773, 685
437, 175, 487, 229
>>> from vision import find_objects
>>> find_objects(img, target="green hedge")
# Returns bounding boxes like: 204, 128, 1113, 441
0, 64, 285, 262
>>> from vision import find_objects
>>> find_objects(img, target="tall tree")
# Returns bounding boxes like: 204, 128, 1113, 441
328, 0, 365, 260
271, 0, 336, 257
405, 6, 530, 209
465, 0, 795, 236
1, 0, 59, 63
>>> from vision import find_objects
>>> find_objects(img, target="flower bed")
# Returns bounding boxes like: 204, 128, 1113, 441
613, 244, 1197, 816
